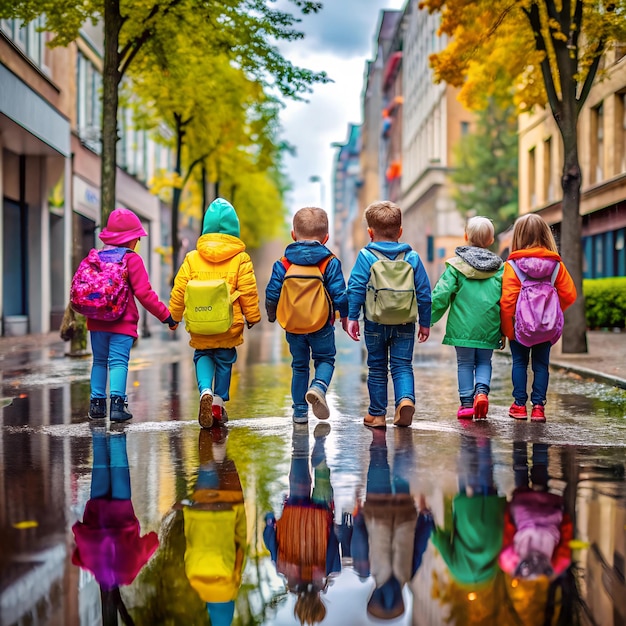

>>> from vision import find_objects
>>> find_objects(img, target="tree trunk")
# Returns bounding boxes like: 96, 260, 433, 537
558, 111, 588, 353
101, 0, 123, 223
171, 114, 184, 285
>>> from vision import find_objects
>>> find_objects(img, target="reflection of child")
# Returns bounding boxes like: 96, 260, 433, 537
72, 429, 158, 616
499, 442, 572, 580
264, 424, 339, 625
176, 428, 246, 626
432, 435, 506, 586
354, 429, 433, 620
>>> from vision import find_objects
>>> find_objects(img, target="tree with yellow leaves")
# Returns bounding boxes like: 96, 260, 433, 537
420, 0, 626, 353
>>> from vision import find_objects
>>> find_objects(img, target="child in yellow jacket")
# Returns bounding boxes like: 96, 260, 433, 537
169, 198, 261, 428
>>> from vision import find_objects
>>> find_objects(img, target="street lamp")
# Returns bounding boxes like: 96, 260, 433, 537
309, 175, 325, 208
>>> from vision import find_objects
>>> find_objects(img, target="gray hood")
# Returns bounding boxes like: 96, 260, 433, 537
446, 245, 503, 278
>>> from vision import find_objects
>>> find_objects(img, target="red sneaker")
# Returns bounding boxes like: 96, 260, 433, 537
457, 406, 474, 419
473, 393, 489, 419
531, 405, 546, 422
212, 404, 229, 424
509, 403, 528, 420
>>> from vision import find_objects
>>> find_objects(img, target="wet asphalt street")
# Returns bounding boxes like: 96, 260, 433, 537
1, 322, 626, 626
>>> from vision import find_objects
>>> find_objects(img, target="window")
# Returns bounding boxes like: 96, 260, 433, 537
591, 103, 604, 183
544, 137, 552, 201
529, 147, 536, 207
76, 51, 102, 153
460, 121, 470, 136
1, 17, 45, 66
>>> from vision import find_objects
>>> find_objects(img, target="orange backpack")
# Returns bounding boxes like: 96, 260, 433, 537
276, 256, 334, 334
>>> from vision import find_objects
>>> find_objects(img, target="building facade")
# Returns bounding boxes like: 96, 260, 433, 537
0, 20, 170, 337
518, 48, 626, 279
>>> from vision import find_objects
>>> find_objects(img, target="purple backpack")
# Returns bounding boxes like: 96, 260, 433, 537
70, 248, 131, 321
509, 259, 563, 347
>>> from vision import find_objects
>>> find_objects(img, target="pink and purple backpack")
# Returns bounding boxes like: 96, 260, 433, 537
70, 248, 131, 321
509, 259, 563, 347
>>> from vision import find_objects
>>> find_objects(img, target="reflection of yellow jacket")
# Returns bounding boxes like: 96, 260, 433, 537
183, 495, 247, 603
169, 234, 261, 349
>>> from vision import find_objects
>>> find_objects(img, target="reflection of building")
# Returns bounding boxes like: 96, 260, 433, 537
0, 19, 170, 337
518, 47, 626, 278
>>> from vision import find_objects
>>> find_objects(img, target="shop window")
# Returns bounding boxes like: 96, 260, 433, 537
591, 103, 604, 183
529, 147, 536, 207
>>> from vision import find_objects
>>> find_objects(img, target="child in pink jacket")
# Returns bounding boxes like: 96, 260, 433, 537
85, 208, 177, 422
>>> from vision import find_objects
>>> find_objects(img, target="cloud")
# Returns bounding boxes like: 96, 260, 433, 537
275, 0, 405, 232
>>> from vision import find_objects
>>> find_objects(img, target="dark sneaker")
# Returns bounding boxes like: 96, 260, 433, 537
509, 403, 528, 420
531, 404, 546, 422
292, 413, 308, 424
473, 394, 489, 420
305, 387, 330, 420
88, 397, 107, 420
110, 396, 133, 422
198, 390, 213, 429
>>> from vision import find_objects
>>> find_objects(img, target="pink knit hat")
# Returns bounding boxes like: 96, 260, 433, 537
99, 208, 148, 245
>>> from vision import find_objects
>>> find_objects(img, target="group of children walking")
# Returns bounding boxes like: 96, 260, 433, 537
75, 197, 576, 427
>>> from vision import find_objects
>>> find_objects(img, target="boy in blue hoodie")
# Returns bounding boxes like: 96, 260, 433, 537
345, 201, 431, 428
265, 207, 349, 424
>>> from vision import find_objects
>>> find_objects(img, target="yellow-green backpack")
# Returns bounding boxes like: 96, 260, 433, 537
184, 255, 240, 335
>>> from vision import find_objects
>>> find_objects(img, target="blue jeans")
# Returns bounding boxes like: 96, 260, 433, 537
90, 430, 131, 500
455, 347, 493, 406
366, 431, 412, 496
509, 340, 551, 405
364, 320, 415, 416
286, 324, 336, 417
90, 331, 134, 399
513, 441, 549, 489
193, 347, 237, 400
458, 434, 496, 496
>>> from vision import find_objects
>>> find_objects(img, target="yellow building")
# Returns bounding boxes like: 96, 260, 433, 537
518, 49, 626, 278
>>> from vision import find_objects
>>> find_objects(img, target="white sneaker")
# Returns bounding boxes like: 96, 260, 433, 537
198, 389, 213, 429
305, 387, 330, 420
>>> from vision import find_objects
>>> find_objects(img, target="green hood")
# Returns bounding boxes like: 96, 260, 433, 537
202, 198, 240, 237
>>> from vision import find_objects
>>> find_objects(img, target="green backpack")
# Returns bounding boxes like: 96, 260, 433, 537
365, 249, 418, 325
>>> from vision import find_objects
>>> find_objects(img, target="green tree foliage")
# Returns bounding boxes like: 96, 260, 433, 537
451, 101, 518, 236
420, 0, 626, 353
0, 0, 328, 226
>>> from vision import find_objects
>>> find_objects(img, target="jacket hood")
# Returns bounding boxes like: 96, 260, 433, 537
202, 198, 240, 237
365, 241, 413, 259
284, 240, 333, 265
455, 246, 503, 272
509, 253, 560, 279
196, 233, 245, 263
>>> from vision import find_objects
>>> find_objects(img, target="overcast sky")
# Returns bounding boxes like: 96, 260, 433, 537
277, 0, 405, 221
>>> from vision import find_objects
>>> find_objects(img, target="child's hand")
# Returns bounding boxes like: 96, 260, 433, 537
346, 319, 360, 341
417, 325, 430, 343
164, 314, 179, 330
499, 336, 506, 350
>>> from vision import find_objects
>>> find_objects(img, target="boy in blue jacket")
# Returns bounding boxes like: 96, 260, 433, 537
266, 207, 349, 424
346, 201, 431, 428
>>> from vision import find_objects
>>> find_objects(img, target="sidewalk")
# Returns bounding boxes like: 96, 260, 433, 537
1, 327, 626, 389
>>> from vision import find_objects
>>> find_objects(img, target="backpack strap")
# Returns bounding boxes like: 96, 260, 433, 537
366, 248, 405, 262
550, 262, 560, 286
281, 255, 334, 275
508, 259, 527, 283
509, 259, 560, 285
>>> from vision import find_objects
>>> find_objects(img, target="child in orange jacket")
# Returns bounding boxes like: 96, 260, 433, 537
500, 214, 576, 422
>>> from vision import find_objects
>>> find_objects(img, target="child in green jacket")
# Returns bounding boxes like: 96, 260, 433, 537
430, 216, 503, 420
